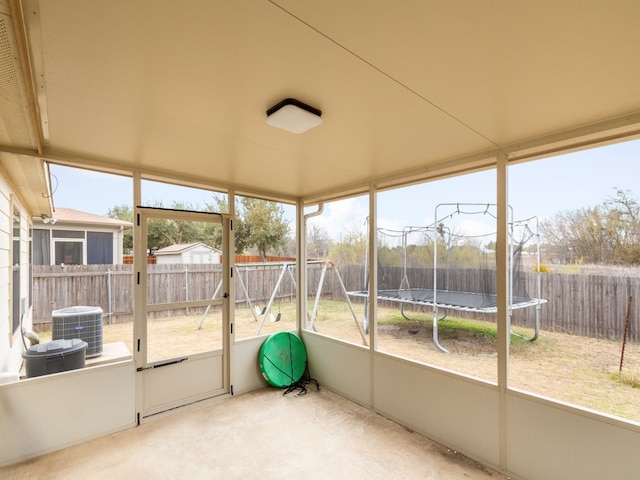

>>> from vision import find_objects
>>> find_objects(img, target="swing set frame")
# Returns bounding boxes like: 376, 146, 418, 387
197, 260, 367, 344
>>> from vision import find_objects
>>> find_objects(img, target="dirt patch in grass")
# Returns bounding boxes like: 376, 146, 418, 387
378, 318, 505, 356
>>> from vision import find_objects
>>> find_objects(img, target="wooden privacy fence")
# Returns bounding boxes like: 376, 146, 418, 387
33, 264, 133, 325
32, 264, 640, 342
32, 263, 308, 326
312, 265, 640, 342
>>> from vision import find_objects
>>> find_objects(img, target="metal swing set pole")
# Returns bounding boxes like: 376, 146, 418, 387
432, 204, 448, 353
308, 260, 368, 345
255, 263, 289, 336
199, 259, 367, 343
196, 264, 260, 330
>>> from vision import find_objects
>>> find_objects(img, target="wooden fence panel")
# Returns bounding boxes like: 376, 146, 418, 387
32, 263, 640, 342
33, 265, 133, 324
334, 264, 640, 342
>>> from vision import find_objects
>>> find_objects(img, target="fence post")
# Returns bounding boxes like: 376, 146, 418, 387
107, 269, 112, 324
185, 266, 189, 315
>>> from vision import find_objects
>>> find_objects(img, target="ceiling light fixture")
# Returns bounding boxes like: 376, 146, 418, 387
265, 98, 322, 134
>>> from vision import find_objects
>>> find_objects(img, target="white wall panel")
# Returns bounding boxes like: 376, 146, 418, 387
302, 332, 372, 407
144, 353, 224, 416
373, 354, 501, 469
0, 360, 135, 467
507, 392, 640, 480
233, 336, 269, 395
0, 180, 9, 372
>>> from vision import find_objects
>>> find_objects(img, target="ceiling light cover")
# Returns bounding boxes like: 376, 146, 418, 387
266, 98, 322, 134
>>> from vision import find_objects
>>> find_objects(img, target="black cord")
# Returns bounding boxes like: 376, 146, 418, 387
263, 354, 296, 383
283, 364, 320, 397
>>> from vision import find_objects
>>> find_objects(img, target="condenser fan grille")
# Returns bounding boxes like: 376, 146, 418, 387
52, 306, 104, 358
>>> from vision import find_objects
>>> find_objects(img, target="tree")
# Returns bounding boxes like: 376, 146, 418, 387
329, 225, 367, 266
204, 196, 252, 254
157, 202, 210, 246
307, 224, 331, 259
206, 195, 290, 257
143, 200, 214, 251
241, 197, 289, 259
604, 188, 640, 264
110, 197, 291, 258
107, 204, 133, 253
540, 188, 640, 265
108, 200, 224, 252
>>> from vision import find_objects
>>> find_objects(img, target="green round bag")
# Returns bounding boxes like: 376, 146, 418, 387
258, 331, 307, 388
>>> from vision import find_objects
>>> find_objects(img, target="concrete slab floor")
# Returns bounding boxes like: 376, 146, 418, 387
2, 387, 508, 479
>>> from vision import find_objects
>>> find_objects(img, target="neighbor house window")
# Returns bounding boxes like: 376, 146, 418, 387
87, 232, 113, 264
34, 229, 116, 265
33, 229, 50, 265
54, 241, 83, 265
52, 230, 85, 265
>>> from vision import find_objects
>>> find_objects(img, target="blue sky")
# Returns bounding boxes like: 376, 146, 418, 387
50, 138, 640, 240
306, 139, 640, 242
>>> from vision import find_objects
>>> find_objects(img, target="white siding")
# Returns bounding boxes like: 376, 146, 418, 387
0, 173, 11, 373
156, 245, 220, 265
0, 176, 32, 374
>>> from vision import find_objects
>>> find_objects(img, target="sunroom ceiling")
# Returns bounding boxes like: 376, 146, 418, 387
5, 1, 640, 206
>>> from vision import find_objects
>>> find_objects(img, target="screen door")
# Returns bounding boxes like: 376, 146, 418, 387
134, 207, 232, 418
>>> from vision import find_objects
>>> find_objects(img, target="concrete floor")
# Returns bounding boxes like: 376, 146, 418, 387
2, 387, 506, 479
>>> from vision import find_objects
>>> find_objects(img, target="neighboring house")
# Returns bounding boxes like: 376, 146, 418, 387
32, 208, 132, 265
154, 242, 221, 265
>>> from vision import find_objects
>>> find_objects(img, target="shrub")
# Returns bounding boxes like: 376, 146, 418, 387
535, 263, 552, 273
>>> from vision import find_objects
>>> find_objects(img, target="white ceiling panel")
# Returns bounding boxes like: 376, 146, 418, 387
276, 0, 640, 142
3, 0, 639, 205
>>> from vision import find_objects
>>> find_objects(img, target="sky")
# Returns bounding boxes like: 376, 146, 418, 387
50, 138, 640, 242
307, 138, 640, 242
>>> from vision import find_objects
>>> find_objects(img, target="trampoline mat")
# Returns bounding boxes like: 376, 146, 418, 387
259, 331, 307, 388
348, 288, 546, 313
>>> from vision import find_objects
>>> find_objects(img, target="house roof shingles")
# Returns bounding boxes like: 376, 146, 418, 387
155, 242, 219, 255
39, 208, 132, 228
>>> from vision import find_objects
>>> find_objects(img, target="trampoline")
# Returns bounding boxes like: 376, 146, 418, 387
348, 287, 547, 354
348, 288, 546, 314
351, 203, 547, 353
